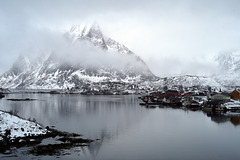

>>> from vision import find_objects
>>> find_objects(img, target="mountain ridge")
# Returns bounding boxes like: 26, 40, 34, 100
0, 24, 156, 89
1, 24, 239, 90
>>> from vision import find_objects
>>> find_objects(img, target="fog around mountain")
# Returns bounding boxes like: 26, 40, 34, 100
1, 0, 240, 77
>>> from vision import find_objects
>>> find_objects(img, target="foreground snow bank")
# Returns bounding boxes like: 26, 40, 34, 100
0, 111, 47, 140
0, 110, 94, 155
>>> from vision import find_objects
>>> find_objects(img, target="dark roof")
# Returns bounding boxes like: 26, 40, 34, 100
150, 92, 163, 95
166, 90, 178, 93
198, 92, 206, 96
211, 93, 230, 97
207, 100, 224, 105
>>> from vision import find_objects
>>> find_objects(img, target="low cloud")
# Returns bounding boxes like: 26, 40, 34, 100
1, 0, 240, 77
56, 39, 144, 70
14, 31, 146, 74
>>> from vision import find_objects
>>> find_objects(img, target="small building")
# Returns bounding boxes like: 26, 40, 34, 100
165, 90, 180, 98
230, 89, 240, 99
205, 100, 223, 108
211, 93, 230, 102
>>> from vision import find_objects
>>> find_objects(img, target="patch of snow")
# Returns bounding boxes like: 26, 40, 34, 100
0, 111, 47, 140
72, 70, 108, 83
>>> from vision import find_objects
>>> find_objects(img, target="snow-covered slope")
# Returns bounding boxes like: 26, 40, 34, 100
0, 24, 156, 89
2, 24, 239, 90
214, 51, 240, 86
156, 51, 240, 88
155, 75, 223, 88
0, 111, 47, 140
67, 23, 134, 55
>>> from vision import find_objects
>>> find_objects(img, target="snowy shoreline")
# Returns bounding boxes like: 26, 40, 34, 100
0, 110, 93, 155
0, 110, 48, 141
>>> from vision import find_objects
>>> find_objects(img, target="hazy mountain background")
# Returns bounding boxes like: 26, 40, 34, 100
1, 24, 239, 89
1, 0, 240, 77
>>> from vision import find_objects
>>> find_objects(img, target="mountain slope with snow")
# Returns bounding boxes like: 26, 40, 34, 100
214, 51, 240, 86
153, 50, 240, 88
0, 24, 156, 89
154, 75, 223, 88
1, 24, 239, 90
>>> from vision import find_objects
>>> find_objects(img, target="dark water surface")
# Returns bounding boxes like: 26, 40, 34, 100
1, 93, 240, 160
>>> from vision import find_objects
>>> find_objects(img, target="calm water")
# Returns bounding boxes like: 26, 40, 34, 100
1, 93, 240, 160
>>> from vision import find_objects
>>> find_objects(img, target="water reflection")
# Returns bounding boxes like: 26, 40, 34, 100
142, 104, 240, 127
0, 94, 148, 138
0, 94, 149, 159
204, 111, 240, 126
1, 94, 240, 160
80, 130, 108, 160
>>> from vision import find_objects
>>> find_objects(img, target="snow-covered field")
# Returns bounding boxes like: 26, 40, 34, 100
0, 111, 47, 140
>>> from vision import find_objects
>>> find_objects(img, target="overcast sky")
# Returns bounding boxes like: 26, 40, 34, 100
1, 0, 240, 77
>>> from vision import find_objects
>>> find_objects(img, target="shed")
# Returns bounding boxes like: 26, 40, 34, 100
230, 89, 240, 99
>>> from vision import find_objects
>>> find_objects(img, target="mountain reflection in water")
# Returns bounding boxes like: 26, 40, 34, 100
1, 94, 240, 160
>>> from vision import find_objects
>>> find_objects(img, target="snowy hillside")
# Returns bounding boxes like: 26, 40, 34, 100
0, 24, 156, 89
214, 51, 240, 86
153, 50, 240, 88
154, 75, 223, 88
1, 24, 239, 90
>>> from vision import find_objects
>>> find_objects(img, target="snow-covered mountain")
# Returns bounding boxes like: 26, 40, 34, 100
152, 51, 240, 88
66, 23, 138, 55
0, 24, 156, 89
214, 50, 240, 86
1, 24, 239, 90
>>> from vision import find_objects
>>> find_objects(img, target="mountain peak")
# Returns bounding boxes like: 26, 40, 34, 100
69, 24, 90, 38
89, 22, 101, 32
68, 23, 107, 49
11, 54, 31, 75
68, 23, 137, 55
69, 23, 103, 38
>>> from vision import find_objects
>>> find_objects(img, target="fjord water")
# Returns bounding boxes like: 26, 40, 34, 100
1, 93, 240, 160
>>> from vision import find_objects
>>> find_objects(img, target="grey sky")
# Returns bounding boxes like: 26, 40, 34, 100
1, 0, 240, 76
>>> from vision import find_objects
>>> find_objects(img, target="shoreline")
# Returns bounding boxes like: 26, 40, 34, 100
0, 110, 93, 155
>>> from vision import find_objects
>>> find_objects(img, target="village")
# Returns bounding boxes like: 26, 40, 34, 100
139, 85, 240, 113
2, 83, 240, 114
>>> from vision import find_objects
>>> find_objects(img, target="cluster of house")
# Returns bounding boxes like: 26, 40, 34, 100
140, 88, 240, 112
